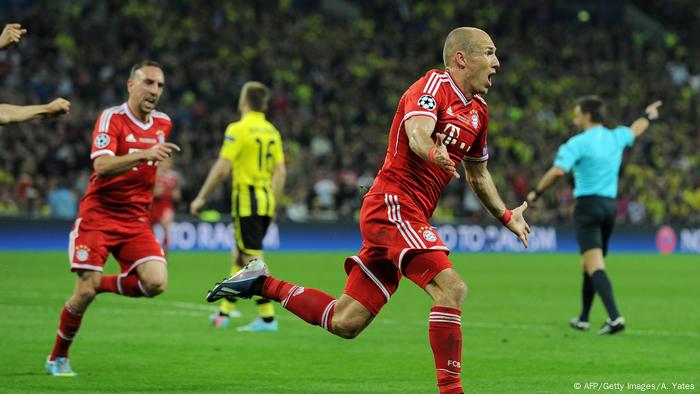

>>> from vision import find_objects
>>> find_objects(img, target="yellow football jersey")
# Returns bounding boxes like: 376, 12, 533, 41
219, 111, 284, 217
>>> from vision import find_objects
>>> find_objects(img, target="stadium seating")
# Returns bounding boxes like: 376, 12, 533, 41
1, 2, 697, 224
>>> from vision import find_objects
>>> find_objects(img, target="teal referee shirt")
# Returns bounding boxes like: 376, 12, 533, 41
553, 125, 635, 198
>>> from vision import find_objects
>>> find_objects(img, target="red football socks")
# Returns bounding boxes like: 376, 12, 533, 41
262, 277, 336, 332
98, 274, 149, 297
49, 305, 84, 360
97, 275, 118, 293
429, 306, 464, 394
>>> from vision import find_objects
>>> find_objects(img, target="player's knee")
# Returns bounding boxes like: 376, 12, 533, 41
74, 273, 99, 303
77, 287, 97, 302
73, 285, 97, 307
140, 277, 167, 296
431, 272, 467, 308
450, 279, 467, 307
136, 261, 168, 296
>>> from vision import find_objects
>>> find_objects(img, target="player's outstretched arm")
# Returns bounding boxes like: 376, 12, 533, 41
630, 100, 662, 138
94, 142, 180, 178
526, 166, 565, 204
190, 157, 231, 216
405, 116, 459, 178
463, 160, 530, 247
0, 23, 27, 49
0, 98, 71, 125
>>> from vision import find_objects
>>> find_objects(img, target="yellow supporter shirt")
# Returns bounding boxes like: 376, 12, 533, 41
219, 111, 285, 217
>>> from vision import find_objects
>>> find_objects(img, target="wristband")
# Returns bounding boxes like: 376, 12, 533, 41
499, 209, 512, 226
428, 147, 437, 163
645, 112, 657, 121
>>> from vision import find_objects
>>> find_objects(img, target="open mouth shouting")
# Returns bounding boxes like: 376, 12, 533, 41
143, 96, 158, 110
486, 70, 496, 88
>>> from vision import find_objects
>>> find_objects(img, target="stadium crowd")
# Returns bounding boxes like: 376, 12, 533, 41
1, 0, 698, 224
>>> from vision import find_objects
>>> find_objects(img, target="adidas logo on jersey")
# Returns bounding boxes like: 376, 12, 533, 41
446, 106, 453, 116
126, 133, 136, 142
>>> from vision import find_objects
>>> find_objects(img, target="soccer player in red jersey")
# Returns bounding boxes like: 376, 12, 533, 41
207, 27, 530, 393
150, 158, 180, 253
45, 61, 180, 376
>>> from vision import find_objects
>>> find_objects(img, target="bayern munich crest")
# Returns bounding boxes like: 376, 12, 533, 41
75, 245, 90, 262
94, 133, 110, 149
422, 229, 437, 243
471, 114, 479, 129
418, 94, 436, 110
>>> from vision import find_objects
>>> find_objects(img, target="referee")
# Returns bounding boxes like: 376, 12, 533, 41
528, 95, 662, 335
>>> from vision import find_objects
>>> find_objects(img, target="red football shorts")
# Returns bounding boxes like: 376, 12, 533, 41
68, 216, 166, 274
343, 193, 453, 315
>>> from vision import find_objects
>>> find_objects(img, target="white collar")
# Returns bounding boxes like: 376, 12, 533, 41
122, 103, 154, 130
444, 71, 471, 106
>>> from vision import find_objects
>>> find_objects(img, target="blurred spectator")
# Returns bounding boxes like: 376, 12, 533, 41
628, 199, 647, 224
286, 189, 310, 222
311, 171, 339, 220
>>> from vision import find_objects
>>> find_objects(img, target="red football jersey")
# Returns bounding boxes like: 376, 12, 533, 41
367, 69, 489, 219
78, 103, 173, 226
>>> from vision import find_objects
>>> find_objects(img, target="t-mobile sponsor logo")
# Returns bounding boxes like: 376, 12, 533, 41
438, 123, 461, 145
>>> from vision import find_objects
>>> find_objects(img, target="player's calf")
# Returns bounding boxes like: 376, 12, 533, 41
429, 305, 463, 394
425, 269, 467, 309
406, 255, 465, 393
332, 322, 363, 339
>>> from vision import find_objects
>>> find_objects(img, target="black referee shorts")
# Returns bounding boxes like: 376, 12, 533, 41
573, 196, 617, 256
234, 215, 271, 255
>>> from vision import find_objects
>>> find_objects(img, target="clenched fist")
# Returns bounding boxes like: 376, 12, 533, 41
0, 23, 27, 49
45, 98, 71, 116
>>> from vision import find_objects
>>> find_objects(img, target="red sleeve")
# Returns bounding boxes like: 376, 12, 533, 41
90, 108, 122, 160
464, 104, 489, 162
401, 71, 448, 123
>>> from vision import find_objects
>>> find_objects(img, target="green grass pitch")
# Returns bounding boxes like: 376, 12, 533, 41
0, 251, 698, 393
